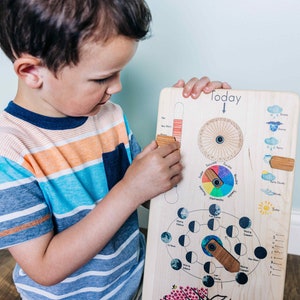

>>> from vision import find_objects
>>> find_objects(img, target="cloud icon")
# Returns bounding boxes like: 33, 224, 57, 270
263, 154, 272, 163
267, 105, 283, 114
266, 121, 282, 132
264, 137, 279, 146
261, 171, 276, 181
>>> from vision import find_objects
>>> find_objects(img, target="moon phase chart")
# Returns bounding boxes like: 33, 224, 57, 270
160, 117, 268, 288
161, 205, 268, 288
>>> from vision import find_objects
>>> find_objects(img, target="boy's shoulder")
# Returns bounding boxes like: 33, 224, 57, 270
0, 101, 127, 157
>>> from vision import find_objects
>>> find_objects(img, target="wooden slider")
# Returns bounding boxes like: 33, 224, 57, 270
204, 169, 223, 188
269, 156, 295, 172
205, 239, 240, 273
156, 134, 176, 146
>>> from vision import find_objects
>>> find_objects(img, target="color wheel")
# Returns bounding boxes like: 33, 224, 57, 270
202, 165, 234, 197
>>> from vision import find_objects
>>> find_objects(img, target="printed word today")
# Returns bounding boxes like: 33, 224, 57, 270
211, 90, 241, 105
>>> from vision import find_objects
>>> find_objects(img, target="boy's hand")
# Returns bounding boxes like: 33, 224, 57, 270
122, 140, 182, 205
173, 76, 231, 99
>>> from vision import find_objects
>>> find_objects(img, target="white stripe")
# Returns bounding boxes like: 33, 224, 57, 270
0, 177, 34, 190
63, 253, 137, 283
0, 203, 47, 222
23, 119, 123, 155
101, 261, 144, 300
16, 262, 144, 299
53, 204, 96, 219
16, 283, 111, 299
95, 229, 140, 260
38, 157, 103, 182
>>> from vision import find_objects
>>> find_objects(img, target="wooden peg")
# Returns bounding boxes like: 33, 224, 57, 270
270, 156, 295, 172
204, 169, 224, 188
205, 238, 240, 273
156, 135, 176, 146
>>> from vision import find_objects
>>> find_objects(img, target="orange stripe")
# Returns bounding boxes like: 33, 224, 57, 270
0, 214, 51, 238
23, 123, 128, 177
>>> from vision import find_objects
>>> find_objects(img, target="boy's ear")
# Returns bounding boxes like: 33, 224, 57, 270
13, 55, 43, 89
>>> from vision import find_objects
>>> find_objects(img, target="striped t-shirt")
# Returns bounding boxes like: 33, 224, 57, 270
0, 101, 145, 299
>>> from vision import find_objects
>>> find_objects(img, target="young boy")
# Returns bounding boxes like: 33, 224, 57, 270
0, 1, 230, 299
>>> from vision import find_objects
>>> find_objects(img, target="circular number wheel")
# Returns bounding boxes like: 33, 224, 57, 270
198, 118, 243, 161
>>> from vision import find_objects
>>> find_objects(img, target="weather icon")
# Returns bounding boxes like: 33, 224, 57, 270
264, 137, 279, 150
261, 170, 276, 182
261, 188, 280, 196
267, 105, 283, 117
258, 201, 274, 215
263, 154, 272, 164
266, 121, 283, 132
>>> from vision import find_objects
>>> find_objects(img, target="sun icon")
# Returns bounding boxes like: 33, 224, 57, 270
258, 201, 274, 215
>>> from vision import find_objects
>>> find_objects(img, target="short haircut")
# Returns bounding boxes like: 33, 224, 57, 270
0, 0, 152, 73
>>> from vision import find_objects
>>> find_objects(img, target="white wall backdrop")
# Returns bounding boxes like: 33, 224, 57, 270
0, 1, 299, 214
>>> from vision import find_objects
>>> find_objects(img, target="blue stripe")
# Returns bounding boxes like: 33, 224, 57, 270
0, 215, 53, 249
40, 162, 109, 214
0, 157, 33, 183
0, 181, 45, 214
14, 233, 145, 299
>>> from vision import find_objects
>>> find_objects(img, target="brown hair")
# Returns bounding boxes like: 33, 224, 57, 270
0, 0, 152, 73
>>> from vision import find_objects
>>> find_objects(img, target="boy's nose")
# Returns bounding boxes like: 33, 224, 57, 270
106, 73, 122, 95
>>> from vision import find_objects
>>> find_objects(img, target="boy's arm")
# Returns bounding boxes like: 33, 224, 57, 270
9, 141, 181, 286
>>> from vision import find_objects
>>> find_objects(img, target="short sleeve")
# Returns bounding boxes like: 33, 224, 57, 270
0, 157, 53, 249
122, 113, 141, 160
129, 134, 142, 160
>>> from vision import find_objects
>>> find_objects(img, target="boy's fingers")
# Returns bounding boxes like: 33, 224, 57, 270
137, 140, 157, 159
157, 141, 180, 158
172, 79, 185, 88
222, 82, 232, 89
203, 81, 232, 93
183, 76, 210, 98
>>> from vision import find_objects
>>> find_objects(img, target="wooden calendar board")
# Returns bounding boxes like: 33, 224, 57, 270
143, 88, 299, 300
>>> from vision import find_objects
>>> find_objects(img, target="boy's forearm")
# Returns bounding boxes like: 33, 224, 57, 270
9, 180, 139, 286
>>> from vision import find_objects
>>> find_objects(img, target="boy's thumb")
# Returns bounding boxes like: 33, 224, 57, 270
139, 140, 157, 158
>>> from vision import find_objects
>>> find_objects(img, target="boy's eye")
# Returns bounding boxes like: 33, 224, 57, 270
91, 72, 119, 85
93, 77, 110, 85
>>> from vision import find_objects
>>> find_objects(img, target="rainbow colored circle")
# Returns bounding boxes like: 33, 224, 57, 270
202, 165, 234, 197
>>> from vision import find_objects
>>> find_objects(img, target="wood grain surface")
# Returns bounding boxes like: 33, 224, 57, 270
143, 88, 300, 300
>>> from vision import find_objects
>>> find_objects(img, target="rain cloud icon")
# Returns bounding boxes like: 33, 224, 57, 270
266, 121, 282, 132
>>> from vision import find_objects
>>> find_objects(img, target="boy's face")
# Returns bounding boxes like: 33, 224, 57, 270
32, 36, 138, 117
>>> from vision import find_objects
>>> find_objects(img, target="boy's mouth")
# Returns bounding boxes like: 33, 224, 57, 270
98, 93, 111, 105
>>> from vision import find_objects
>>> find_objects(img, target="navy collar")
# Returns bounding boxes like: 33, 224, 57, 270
5, 101, 88, 130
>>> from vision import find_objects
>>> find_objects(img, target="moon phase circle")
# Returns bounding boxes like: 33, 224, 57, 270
177, 207, 189, 219
171, 258, 182, 271
161, 232, 172, 244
